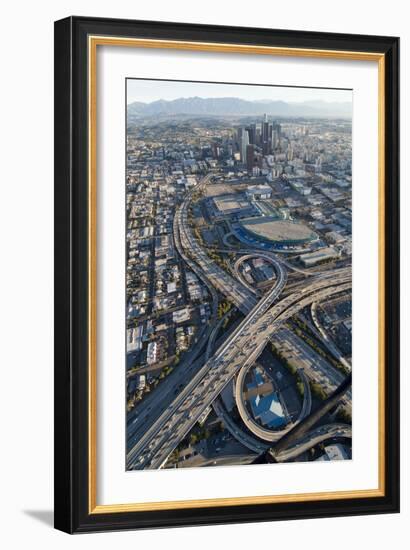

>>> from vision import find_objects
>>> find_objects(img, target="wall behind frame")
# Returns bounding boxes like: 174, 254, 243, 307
0, 0, 406, 547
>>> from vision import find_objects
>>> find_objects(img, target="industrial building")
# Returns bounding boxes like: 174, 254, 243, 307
246, 184, 272, 200
208, 193, 257, 219
238, 216, 318, 247
127, 325, 144, 353
247, 369, 286, 429
299, 246, 340, 267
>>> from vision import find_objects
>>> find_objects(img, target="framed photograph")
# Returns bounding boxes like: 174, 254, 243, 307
54, 16, 399, 533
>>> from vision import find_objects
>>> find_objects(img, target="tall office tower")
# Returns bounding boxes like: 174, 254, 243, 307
241, 129, 249, 163
272, 127, 278, 149
237, 127, 243, 154
262, 114, 270, 143
277, 123, 282, 144
268, 123, 273, 152
272, 122, 282, 149
262, 140, 271, 156
255, 127, 261, 145
212, 142, 220, 159
287, 145, 294, 161
246, 144, 255, 173
247, 124, 257, 145
262, 114, 272, 155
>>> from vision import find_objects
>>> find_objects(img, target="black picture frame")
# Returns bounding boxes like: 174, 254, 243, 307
54, 15, 400, 533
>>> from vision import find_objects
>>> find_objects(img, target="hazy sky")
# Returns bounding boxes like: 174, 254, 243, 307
127, 79, 352, 104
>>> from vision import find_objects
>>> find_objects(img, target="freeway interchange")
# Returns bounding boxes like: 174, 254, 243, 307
126, 175, 352, 470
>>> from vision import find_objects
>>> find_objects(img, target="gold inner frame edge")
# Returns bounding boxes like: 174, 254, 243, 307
88, 35, 386, 514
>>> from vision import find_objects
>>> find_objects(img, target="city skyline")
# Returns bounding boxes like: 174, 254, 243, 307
127, 78, 352, 110
126, 79, 352, 471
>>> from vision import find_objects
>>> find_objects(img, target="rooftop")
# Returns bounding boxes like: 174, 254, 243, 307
213, 194, 250, 213
250, 393, 286, 428
240, 217, 317, 244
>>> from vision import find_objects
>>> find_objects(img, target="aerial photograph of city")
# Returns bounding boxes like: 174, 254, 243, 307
125, 79, 352, 471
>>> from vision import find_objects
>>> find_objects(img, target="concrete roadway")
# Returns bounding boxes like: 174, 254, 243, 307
191, 184, 351, 458
126, 270, 351, 470
232, 253, 279, 296
209, 245, 316, 278
271, 327, 352, 410
179, 179, 289, 453
193, 236, 319, 452
275, 423, 352, 462
127, 174, 285, 455
234, 364, 311, 443
211, 398, 269, 454
205, 310, 271, 454
127, 175, 352, 469
177, 204, 258, 314
310, 301, 352, 372
176, 175, 259, 314
126, 177, 219, 447
205, 307, 237, 363
126, 258, 289, 469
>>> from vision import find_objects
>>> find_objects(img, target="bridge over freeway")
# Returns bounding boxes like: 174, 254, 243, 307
126, 269, 351, 470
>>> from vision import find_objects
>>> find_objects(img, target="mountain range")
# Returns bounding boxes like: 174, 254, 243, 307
127, 96, 352, 118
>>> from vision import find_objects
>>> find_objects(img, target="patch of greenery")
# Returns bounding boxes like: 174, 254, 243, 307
309, 381, 328, 401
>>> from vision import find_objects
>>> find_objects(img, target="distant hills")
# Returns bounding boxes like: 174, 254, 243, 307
127, 96, 352, 118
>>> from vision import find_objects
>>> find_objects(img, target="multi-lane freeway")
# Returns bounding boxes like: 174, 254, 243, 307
126, 174, 352, 470
126, 175, 282, 457
271, 327, 352, 410
127, 267, 351, 469
177, 199, 258, 315
311, 301, 352, 372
